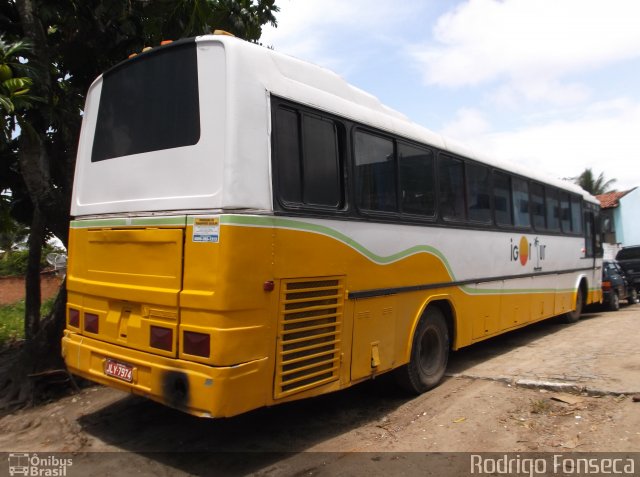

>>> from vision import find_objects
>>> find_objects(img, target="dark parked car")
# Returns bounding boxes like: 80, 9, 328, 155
616, 245, 640, 293
602, 259, 638, 310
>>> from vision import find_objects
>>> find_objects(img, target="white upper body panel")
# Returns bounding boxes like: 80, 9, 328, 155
71, 35, 596, 218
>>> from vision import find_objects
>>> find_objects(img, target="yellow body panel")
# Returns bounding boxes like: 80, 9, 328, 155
64, 216, 598, 417
61, 331, 270, 417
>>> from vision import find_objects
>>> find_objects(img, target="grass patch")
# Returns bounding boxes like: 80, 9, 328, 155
0, 298, 55, 347
530, 398, 552, 414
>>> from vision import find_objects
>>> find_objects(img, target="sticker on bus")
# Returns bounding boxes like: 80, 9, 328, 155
193, 217, 220, 243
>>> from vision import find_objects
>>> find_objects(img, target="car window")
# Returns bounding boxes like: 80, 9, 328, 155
616, 247, 640, 260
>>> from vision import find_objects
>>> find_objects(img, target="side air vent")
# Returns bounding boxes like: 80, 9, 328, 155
274, 277, 343, 399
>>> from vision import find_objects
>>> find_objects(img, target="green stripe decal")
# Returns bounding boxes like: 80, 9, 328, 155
221, 215, 591, 296
71, 216, 187, 228
70, 214, 591, 297
221, 214, 454, 273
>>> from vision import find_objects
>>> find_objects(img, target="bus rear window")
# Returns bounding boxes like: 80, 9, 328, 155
91, 41, 200, 162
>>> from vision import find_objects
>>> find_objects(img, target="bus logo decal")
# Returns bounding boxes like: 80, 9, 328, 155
511, 236, 547, 269
510, 236, 529, 265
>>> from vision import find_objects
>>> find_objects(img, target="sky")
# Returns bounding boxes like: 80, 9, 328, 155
260, 0, 640, 192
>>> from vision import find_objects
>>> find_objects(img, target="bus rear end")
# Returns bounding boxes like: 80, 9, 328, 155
62, 36, 275, 417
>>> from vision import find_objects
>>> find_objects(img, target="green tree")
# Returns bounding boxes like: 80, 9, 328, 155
0, 200, 28, 257
574, 168, 617, 195
0, 36, 41, 141
0, 0, 278, 408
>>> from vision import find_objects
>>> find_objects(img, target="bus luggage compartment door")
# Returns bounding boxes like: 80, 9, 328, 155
351, 296, 396, 381
67, 226, 184, 358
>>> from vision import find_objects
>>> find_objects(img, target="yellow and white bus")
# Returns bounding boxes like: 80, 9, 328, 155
62, 34, 602, 418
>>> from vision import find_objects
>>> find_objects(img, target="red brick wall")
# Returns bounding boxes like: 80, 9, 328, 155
0, 274, 63, 305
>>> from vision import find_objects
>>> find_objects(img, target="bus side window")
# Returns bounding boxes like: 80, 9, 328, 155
530, 183, 545, 230
438, 154, 466, 221
559, 192, 571, 232
493, 171, 513, 226
354, 131, 397, 212
274, 106, 344, 209
466, 162, 491, 223
545, 187, 560, 231
512, 177, 531, 228
584, 209, 594, 257
584, 203, 602, 258
593, 208, 603, 257
275, 108, 303, 204
571, 196, 583, 234
398, 142, 435, 217
302, 115, 342, 207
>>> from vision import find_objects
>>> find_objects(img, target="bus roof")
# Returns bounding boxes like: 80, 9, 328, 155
73, 34, 597, 217
199, 35, 596, 204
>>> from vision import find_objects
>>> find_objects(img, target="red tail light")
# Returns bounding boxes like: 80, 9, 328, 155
183, 331, 210, 357
602, 280, 611, 290
68, 308, 80, 328
150, 325, 173, 351
84, 313, 99, 334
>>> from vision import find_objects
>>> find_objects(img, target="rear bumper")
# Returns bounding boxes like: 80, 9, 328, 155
61, 331, 269, 417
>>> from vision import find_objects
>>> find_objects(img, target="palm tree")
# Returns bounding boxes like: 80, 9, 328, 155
574, 168, 617, 195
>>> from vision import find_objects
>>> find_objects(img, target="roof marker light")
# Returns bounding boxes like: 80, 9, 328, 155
213, 30, 235, 37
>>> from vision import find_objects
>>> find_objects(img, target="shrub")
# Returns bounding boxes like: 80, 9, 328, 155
0, 244, 65, 276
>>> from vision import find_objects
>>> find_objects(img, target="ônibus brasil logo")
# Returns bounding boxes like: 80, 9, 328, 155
510, 236, 546, 268
8, 453, 73, 476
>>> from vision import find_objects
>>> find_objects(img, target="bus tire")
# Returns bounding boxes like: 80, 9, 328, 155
562, 287, 584, 323
396, 306, 449, 394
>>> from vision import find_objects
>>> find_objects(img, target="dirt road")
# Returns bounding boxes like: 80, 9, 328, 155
1, 305, 639, 476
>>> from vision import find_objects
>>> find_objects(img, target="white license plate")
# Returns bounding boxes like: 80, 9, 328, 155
104, 359, 134, 382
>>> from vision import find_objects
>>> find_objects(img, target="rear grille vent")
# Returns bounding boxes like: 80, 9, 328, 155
274, 277, 343, 399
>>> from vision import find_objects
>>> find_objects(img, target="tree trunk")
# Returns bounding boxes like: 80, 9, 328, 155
0, 282, 68, 411
24, 207, 44, 340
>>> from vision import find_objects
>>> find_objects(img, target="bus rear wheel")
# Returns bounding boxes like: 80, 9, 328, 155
396, 306, 449, 394
562, 287, 584, 323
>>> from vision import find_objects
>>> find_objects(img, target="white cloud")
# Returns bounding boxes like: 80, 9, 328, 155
261, 0, 421, 71
442, 100, 640, 190
259, 1, 640, 191
441, 108, 490, 139
490, 79, 591, 109
409, 0, 640, 105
